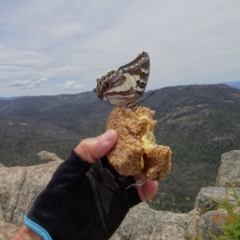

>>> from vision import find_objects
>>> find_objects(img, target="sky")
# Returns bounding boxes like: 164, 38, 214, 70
0, 0, 240, 97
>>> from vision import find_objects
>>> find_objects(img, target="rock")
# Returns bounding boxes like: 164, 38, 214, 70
194, 186, 240, 210
198, 209, 226, 240
195, 187, 240, 239
0, 161, 60, 226
0, 163, 5, 167
184, 208, 201, 240
0, 149, 239, 239
0, 221, 19, 240
112, 203, 188, 240
37, 151, 63, 163
216, 150, 240, 187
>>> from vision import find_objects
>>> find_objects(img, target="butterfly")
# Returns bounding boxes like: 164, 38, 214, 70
94, 51, 150, 108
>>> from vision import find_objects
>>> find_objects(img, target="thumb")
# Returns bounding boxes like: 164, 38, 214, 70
74, 130, 118, 163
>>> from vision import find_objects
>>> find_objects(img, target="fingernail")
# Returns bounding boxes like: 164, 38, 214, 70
101, 130, 115, 142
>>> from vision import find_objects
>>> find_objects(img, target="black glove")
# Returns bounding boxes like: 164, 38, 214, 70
24, 151, 141, 240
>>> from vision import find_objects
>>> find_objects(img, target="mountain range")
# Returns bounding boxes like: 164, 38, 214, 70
0, 84, 240, 213
223, 80, 240, 89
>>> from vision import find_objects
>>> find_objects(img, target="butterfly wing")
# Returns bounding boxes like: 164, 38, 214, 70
94, 52, 150, 108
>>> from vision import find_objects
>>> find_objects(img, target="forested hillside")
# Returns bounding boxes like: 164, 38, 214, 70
1, 84, 240, 212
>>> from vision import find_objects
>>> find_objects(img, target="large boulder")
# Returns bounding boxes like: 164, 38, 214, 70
0, 160, 60, 239
112, 203, 193, 240
195, 187, 240, 239
37, 150, 63, 163
216, 150, 240, 187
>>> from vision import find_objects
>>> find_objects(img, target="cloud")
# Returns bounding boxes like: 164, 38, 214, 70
8, 80, 32, 88
45, 22, 85, 37
57, 81, 83, 90
28, 77, 47, 88
8, 77, 47, 89
0, 0, 240, 97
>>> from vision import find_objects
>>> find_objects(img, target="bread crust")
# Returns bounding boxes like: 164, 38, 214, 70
106, 106, 171, 181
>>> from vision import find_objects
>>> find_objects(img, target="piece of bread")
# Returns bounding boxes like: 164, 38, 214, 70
106, 106, 172, 181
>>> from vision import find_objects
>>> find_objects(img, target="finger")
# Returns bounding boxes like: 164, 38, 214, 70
135, 180, 158, 201
74, 130, 118, 163
133, 173, 146, 182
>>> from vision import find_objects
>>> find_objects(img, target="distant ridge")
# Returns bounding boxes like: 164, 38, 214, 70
223, 80, 240, 89
0, 96, 23, 101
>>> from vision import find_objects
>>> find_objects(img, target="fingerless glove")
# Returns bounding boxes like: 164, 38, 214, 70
24, 151, 141, 240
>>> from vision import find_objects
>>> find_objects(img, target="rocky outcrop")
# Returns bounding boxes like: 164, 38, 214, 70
37, 150, 63, 163
0, 150, 240, 240
111, 204, 199, 240
216, 150, 240, 187
0, 160, 60, 239
195, 186, 240, 239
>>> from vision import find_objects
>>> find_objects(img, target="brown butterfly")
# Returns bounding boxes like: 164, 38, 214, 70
94, 52, 150, 108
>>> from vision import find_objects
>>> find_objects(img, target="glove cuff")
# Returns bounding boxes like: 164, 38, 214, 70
24, 215, 52, 240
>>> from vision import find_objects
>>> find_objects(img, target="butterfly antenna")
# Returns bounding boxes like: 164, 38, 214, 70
139, 91, 155, 105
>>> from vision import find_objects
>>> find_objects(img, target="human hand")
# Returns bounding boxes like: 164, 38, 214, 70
75, 129, 158, 201
14, 130, 158, 240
